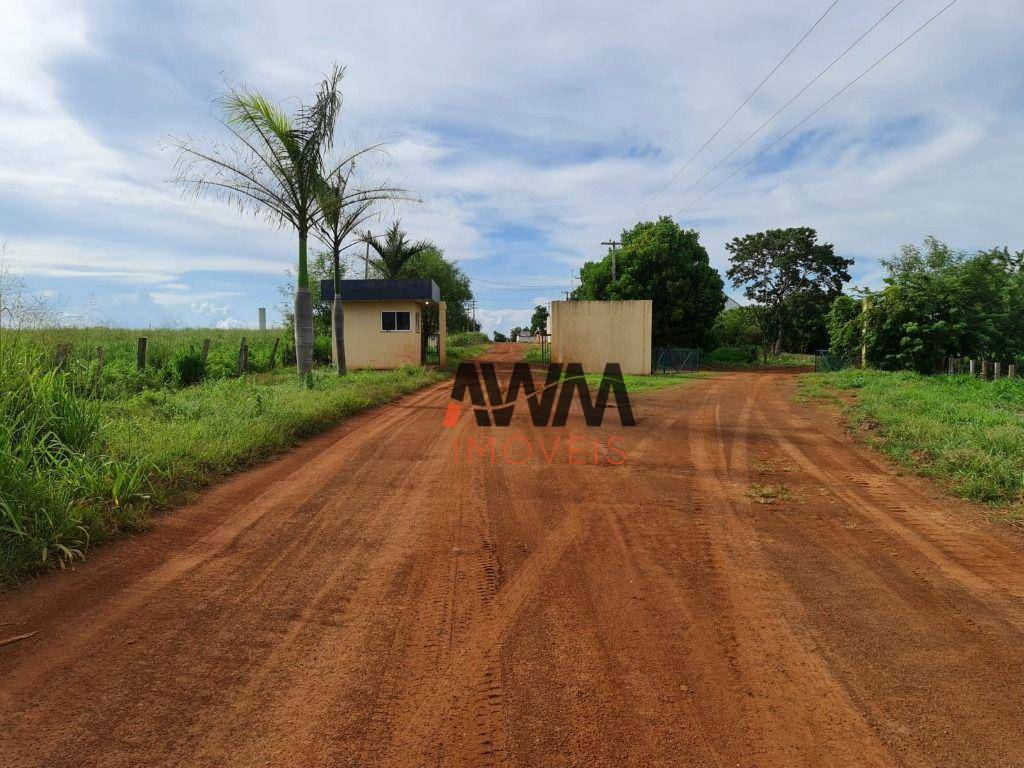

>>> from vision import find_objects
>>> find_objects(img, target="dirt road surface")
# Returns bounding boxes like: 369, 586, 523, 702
3, 347, 1024, 767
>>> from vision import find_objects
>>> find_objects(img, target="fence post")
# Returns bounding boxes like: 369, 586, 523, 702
201, 338, 211, 366
1009, 364, 1017, 378
994, 362, 1002, 379
236, 337, 249, 376
270, 337, 280, 369
948, 357, 954, 375
981, 360, 990, 380
969, 359, 976, 377
55, 343, 70, 371
137, 337, 148, 370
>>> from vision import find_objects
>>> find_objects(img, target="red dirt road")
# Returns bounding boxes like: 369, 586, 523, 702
3, 349, 1024, 767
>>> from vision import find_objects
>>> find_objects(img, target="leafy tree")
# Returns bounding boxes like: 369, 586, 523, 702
826, 294, 863, 362
839, 238, 1024, 373
573, 216, 725, 348
726, 227, 851, 355
398, 246, 475, 340
782, 289, 837, 353
710, 306, 763, 349
360, 221, 430, 279
509, 326, 524, 342
172, 65, 346, 376
492, 331, 508, 342
530, 304, 549, 335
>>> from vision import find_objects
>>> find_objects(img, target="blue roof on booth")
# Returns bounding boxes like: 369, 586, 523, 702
320, 278, 440, 303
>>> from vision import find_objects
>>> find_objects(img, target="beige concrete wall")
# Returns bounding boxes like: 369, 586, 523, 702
550, 300, 652, 375
342, 300, 422, 369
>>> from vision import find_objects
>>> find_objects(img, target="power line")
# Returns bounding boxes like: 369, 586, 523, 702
634, 0, 842, 219
680, 0, 961, 213
663, 0, 909, 213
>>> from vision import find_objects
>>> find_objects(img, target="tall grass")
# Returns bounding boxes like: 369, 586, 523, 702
800, 370, 1024, 515
6, 327, 290, 396
0, 345, 148, 580
0, 331, 444, 585
445, 331, 490, 370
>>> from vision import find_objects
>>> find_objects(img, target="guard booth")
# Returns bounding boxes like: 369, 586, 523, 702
320, 278, 446, 369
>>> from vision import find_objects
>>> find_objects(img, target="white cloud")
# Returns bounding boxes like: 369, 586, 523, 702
477, 307, 533, 336
2, 0, 1023, 327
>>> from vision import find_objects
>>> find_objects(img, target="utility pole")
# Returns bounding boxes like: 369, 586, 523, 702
601, 239, 621, 281
363, 240, 370, 279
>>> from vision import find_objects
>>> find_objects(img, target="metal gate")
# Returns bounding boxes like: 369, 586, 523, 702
537, 334, 551, 363
814, 350, 851, 372
423, 334, 440, 365
652, 348, 700, 373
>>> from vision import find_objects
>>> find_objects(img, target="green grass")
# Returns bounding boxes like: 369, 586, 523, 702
0, 332, 443, 586
799, 370, 1024, 519
4, 327, 292, 393
565, 371, 702, 393
704, 347, 814, 368
445, 331, 490, 371
102, 366, 443, 508
523, 344, 548, 363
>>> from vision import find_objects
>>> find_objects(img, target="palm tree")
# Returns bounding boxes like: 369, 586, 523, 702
171, 65, 345, 376
313, 163, 405, 375
360, 221, 431, 279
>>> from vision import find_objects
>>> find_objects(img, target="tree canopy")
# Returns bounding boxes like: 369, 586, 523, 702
398, 246, 475, 334
573, 217, 725, 348
829, 237, 1024, 373
710, 305, 762, 349
530, 305, 549, 335
361, 221, 431, 279
726, 227, 851, 355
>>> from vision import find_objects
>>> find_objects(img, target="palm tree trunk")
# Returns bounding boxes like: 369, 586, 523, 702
331, 296, 346, 376
294, 289, 314, 375
330, 244, 346, 376
294, 228, 314, 375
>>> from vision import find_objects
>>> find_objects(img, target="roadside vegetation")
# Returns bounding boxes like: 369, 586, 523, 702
562, 369, 701, 393
703, 347, 813, 368
0, 332, 442, 586
800, 370, 1024, 520
827, 238, 1024, 373
445, 331, 490, 370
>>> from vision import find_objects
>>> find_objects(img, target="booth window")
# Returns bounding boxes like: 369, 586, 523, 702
381, 311, 412, 332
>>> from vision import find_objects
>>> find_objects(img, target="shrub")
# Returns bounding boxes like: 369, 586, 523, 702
168, 345, 206, 387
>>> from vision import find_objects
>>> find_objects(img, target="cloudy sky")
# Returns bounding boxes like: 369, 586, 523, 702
2, 0, 1021, 335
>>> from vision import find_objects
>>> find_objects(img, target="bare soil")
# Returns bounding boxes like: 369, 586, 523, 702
3, 348, 1023, 767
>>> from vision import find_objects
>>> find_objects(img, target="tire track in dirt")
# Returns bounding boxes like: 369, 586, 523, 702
740, 374, 1024, 767
4, 359, 1024, 767
681, 374, 900, 767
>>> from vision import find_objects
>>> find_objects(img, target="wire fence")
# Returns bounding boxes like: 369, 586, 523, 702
652, 348, 700, 374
